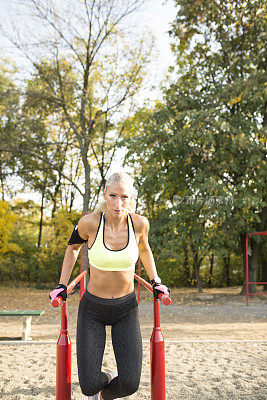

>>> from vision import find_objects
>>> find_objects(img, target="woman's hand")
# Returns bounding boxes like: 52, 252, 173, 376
150, 280, 170, 300
49, 284, 68, 303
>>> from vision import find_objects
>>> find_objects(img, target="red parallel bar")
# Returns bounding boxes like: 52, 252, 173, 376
138, 257, 141, 305
80, 245, 86, 298
248, 293, 267, 296
134, 273, 171, 400
52, 271, 87, 400
80, 212, 92, 298
247, 231, 267, 236
134, 274, 171, 306
246, 234, 249, 305
246, 231, 267, 305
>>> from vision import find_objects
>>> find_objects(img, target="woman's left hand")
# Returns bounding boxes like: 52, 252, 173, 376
151, 282, 170, 300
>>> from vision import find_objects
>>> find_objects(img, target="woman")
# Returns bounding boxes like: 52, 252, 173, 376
49, 172, 170, 400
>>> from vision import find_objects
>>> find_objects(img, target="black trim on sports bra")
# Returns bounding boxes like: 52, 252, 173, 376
103, 212, 129, 252
128, 213, 136, 235
88, 212, 103, 250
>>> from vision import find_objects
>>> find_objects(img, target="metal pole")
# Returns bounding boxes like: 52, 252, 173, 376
138, 256, 141, 305
80, 245, 86, 299
54, 271, 87, 399
246, 234, 249, 305
150, 297, 166, 400
56, 300, 71, 400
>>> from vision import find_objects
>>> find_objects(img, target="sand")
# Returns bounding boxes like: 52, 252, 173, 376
0, 285, 266, 399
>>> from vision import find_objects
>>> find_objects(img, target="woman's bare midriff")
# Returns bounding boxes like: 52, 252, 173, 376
86, 264, 135, 298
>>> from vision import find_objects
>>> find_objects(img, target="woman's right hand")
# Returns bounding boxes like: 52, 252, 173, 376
49, 284, 67, 303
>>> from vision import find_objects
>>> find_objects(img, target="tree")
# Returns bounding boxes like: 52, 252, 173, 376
1, 0, 154, 278
168, 0, 267, 294
0, 61, 20, 200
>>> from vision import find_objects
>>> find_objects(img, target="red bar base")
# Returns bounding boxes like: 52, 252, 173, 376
56, 330, 71, 400
150, 327, 166, 400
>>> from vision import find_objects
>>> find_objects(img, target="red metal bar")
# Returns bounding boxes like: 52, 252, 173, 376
134, 274, 171, 306
246, 234, 249, 305
56, 300, 71, 400
80, 246, 86, 298
248, 293, 267, 295
246, 231, 267, 305
80, 212, 92, 298
138, 256, 141, 305
134, 273, 171, 400
53, 271, 87, 400
247, 231, 267, 236
150, 297, 165, 400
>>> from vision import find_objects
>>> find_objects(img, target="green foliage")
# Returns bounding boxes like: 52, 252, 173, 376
37, 209, 82, 284
0, 200, 83, 284
120, 0, 266, 289
0, 200, 21, 257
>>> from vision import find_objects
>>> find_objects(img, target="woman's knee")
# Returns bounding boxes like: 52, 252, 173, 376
119, 376, 140, 397
80, 383, 99, 396
79, 376, 101, 396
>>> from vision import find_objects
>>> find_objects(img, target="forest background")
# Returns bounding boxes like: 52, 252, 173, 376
0, 0, 266, 294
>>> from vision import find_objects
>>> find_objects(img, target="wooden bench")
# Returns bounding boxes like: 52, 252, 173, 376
0, 310, 45, 341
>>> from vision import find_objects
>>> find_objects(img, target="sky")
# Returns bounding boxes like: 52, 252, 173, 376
0, 0, 178, 210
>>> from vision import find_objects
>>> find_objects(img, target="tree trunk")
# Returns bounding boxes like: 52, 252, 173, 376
192, 252, 203, 293
51, 174, 62, 219
38, 189, 45, 248
208, 252, 214, 287
183, 245, 190, 284
223, 252, 231, 287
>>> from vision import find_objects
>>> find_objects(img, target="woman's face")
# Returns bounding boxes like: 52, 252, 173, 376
103, 182, 133, 215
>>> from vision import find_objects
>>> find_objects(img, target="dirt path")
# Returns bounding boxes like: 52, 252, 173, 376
0, 284, 266, 341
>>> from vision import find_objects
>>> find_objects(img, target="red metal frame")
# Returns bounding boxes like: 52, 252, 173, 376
52, 271, 87, 400
134, 273, 171, 400
52, 264, 171, 399
246, 231, 267, 305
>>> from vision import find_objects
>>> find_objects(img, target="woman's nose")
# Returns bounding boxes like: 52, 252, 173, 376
115, 198, 122, 207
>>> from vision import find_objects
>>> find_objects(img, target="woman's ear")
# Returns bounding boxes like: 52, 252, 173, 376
103, 189, 106, 200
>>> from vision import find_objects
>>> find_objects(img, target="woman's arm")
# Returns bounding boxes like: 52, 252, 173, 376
138, 217, 159, 281
58, 215, 90, 286
59, 243, 83, 286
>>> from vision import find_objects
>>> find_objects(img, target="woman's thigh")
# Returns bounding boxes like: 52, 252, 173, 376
76, 303, 109, 395
102, 307, 143, 398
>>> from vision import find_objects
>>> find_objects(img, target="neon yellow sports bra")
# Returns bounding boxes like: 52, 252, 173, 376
88, 211, 139, 271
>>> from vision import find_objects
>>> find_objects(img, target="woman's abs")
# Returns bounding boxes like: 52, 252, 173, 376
87, 264, 135, 298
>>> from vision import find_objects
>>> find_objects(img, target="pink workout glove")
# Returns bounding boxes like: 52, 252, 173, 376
49, 284, 67, 303
150, 278, 170, 301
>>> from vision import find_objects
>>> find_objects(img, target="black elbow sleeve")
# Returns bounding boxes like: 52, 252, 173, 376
67, 224, 88, 245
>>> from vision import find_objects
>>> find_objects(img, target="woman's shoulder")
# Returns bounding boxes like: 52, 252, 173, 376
78, 211, 102, 237
129, 212, 149, 234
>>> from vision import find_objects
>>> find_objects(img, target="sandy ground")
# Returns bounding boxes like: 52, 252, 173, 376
0, 284, 266, 399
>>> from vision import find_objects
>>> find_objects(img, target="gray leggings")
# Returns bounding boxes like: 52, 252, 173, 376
76, 289, 143, 399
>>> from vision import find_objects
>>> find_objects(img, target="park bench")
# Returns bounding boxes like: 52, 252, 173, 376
0, 310, 45, 341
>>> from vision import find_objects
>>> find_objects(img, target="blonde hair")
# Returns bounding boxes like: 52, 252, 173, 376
94, 172, 137, 213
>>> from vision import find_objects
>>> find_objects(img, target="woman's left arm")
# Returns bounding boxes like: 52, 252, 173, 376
138, 217, 158, 281
138, 217, 170, 299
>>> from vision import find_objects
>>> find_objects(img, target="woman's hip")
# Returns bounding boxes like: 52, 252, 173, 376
77, 288, 138, 325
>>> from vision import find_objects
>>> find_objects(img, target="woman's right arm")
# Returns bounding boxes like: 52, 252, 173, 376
58, 243, 83, 286
58, 216, 90, 286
